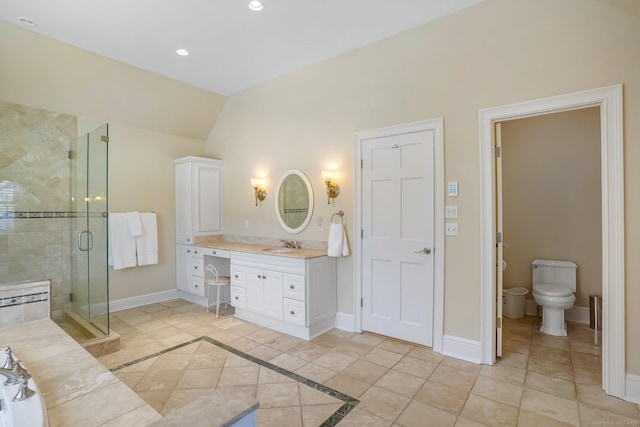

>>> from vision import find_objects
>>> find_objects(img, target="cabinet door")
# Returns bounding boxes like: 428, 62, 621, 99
175, 162, 193, 244
176, 245, 191, 291
246, 267, 264, 314
263, 270, 283, 320
194, 163, 222, 235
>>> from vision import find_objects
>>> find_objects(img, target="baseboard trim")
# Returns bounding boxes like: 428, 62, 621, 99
110, 289, 180, 312
626, 373, 640, 404
525, 300, 590, 325
442, 335, 482, 364
334, 312, 356, 332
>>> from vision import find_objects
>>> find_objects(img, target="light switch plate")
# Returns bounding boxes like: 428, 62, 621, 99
445, 223, 458, 236
445, 205, 458, 219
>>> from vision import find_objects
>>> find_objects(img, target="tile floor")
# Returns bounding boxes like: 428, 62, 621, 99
92, 300, 640, 426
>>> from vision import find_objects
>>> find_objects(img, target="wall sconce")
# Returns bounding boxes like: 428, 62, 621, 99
251, 177, 266, 206
321, 170, 340, 204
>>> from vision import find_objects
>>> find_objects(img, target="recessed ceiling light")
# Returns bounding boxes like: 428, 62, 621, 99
176, 49, 189, 56
248, 1, 264, 11
18, 17, 36, 27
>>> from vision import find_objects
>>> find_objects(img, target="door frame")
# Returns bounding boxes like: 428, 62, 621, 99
478, 85, 625, 398
354, 118, 445, 352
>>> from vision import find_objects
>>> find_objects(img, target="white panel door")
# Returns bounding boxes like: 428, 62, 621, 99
362, 130, 435, 346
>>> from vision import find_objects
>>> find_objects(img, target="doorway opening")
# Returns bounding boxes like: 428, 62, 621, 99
479, 85, 625, 399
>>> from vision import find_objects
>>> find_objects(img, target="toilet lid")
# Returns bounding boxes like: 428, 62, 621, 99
534, 283, 573, 297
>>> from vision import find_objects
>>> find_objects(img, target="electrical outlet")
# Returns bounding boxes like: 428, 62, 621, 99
316, 216, 323, 231
244, 219, 249, 229
445, 223, 458, 236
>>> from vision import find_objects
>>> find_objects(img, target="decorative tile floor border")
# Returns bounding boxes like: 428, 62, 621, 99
110, 336, 359, 426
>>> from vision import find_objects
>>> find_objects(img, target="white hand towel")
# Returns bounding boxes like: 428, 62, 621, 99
108, 213, 138, 270
136, 212, 158, 266
327, 223, 349, 257
127, 211, 143, 237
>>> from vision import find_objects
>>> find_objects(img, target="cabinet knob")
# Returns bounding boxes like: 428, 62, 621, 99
194, 266, 198, 270
187, 250, 191, 253
213, 251, 217, 255
187, 238, 191, 242
290, 310, 295, 315
235, 296, 239, 300
234, 274, 239, 278
289, 284, 295, 289
195, 284, 199, 288
194, 250, 198, 254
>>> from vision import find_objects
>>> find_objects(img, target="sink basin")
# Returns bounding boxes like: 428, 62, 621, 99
262, 248, 295, 253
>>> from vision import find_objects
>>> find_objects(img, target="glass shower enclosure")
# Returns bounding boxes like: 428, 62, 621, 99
69, 124, 109, 337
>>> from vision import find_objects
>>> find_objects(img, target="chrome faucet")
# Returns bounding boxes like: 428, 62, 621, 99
0, 347, 35, 401
280, 240, 301, 249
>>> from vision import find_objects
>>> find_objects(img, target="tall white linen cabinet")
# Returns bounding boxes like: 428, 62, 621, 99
174, 157, 223, 300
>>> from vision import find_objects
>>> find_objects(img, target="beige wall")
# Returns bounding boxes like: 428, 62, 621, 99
107, 124, 204, 300
501, 108, 602, 307
206, 0, 640, 374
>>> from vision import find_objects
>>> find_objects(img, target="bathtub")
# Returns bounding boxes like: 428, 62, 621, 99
0, 366, 49, 427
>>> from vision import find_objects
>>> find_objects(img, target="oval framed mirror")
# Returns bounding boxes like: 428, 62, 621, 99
275, 169, 314, 234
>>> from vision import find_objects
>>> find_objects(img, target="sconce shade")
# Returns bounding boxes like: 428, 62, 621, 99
321, 170, 333, 183
251, 177, 262, 188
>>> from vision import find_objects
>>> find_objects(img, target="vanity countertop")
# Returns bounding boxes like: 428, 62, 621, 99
194, 237, 329, 259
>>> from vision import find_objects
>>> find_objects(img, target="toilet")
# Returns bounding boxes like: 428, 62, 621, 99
531, 259, 577, 336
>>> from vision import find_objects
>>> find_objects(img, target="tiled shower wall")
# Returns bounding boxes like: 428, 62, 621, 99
0, 101, 76, 320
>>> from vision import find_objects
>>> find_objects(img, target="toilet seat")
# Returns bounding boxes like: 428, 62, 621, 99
533, 283, 573, 297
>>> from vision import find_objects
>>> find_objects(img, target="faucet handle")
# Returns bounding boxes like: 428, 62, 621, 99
2, 347, 14, 370
12, 377, 35, 402
12, 359, 30, 380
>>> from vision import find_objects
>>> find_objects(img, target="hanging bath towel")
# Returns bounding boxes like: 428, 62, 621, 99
127, 211, 143, 237
327, 223, 349, 257
136, 212, 158, 266
108, 213, 138, 270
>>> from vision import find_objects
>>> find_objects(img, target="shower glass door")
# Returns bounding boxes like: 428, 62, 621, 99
72, 124, 109, 336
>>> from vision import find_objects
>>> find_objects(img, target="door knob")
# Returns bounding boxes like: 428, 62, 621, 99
414, 247, 432, 255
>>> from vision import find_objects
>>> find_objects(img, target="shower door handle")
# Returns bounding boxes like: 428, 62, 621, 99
77, 230, 93, 252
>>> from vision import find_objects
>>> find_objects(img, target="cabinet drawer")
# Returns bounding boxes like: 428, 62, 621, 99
283, 298, 306, 326
202, 247, 230, 258
230, 286, 246, 309
191, 258, 204, 277
192, 277, 205, 296
230, 265, 245, 287
283, 274, 305, 301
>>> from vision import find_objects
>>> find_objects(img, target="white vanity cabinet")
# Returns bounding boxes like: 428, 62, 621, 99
230, 252, 336, 340
174, 156, 223, 244
176, 244, 205, 297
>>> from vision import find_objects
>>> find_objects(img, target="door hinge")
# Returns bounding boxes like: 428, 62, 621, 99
495, 146, 501, 157
360, 298, 363, 308
496, 232, 502, 244
361, 159, 363, 169
497, 317, 502, 328
361, 229, 363, 238
101, 135, 109, 143
68, 150, 74, 160
69, 293, 73, 302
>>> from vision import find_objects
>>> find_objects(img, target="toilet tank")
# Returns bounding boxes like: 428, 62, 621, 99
532, 259, 577, 292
